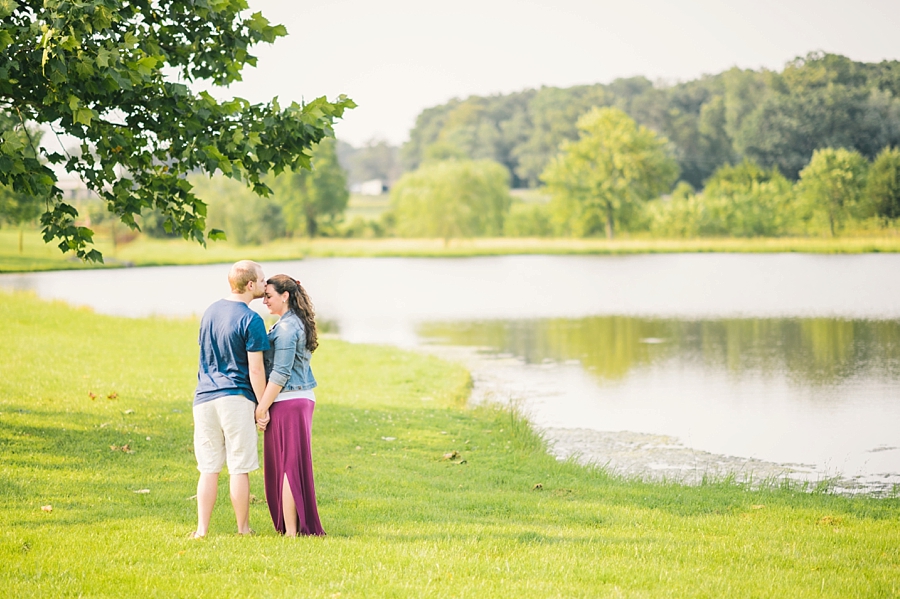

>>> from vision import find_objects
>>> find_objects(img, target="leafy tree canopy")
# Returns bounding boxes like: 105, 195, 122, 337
542, 107, 678, 239
703, 159, 790, 199
867, 147, 900, 220
270, 137, 349, 237
390, 158, 511, 240
797, 148, 869, 236
0, 0, 354, 261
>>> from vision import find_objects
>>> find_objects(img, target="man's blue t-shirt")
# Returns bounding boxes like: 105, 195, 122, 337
194, 299, 270, 406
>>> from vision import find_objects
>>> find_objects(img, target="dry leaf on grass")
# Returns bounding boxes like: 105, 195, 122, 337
40, 505, 53, 512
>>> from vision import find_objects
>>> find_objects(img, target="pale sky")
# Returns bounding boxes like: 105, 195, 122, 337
205, 0, 900, 147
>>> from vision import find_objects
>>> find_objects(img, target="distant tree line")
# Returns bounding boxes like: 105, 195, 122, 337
401, 52, 900, 188
387, 105, 900, 240
336, 139, 402, 187
386, 52, 900, 240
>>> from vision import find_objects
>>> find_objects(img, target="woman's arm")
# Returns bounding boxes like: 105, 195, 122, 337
255, 379, 283, 430
255, 321, 299, 428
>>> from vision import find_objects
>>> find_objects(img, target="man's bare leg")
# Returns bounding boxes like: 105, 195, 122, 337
195, 472, 219, 537
282, 473, 299, 537
230, 473, 252, 534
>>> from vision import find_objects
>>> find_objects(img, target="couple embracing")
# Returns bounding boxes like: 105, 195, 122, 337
190, 260, 324, 538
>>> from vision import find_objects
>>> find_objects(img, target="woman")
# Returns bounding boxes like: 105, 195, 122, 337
255, 274, 325, 536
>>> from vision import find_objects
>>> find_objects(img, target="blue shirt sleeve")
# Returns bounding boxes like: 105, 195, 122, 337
246, 313, 270, 352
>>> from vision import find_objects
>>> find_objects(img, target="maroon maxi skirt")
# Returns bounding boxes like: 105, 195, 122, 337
263, 398, 325, 536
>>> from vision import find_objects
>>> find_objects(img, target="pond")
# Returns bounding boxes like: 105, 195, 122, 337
3, 254, 899, 492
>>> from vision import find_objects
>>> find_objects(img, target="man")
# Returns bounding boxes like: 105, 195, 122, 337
190, 260, 269, 538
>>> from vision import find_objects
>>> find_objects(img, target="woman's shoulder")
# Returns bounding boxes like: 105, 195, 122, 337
274, 312, 303, 335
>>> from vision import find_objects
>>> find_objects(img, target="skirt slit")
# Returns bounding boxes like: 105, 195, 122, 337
263, 398, 324, 536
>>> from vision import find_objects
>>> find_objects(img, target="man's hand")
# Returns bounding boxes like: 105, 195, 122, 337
255, 408, 270, 431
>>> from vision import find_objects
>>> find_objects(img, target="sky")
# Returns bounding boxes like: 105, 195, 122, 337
205, 0, 900, 148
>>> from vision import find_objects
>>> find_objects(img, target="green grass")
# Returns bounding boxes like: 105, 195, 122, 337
3, 227, 900, 273
1, 291, 899, 597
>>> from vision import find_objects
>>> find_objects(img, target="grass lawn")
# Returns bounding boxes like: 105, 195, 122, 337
2, 227, 900, 273
1, 291, 899, 597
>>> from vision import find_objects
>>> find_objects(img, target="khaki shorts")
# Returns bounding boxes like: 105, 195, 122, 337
193, 395, 259, 474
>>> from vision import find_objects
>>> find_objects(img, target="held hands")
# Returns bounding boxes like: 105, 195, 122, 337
255, 407, 270, 431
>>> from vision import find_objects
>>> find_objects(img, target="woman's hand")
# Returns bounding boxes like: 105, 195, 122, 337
255, 407, 270, 431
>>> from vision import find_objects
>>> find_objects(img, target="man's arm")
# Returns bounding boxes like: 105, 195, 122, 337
248, 351, 266, 404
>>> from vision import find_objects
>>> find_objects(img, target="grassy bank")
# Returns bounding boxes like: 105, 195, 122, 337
1, 291, 899, 597
2, 227, 900, 273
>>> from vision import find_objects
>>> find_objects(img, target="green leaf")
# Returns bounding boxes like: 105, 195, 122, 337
0, 30, 13, 52
208, 229, 227, 241
60, 34, 78, 52
135, 56, 158, 77
245, 12, 270, 32
73, 108, 93, 126
1, 135, 25, 154
0, 0, 18, 20
96, 47, 111, 68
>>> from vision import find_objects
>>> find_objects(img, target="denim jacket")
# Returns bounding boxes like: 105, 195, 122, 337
263, 311, 317, 392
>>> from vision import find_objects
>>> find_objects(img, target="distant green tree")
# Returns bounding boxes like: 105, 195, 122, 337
402, 92, 534, 186
797, 148, 869, 235
390, 159, 511, 240
542, 107, 679, 239
700, 160, 796, 236
646, 182, 705, 238
512, 85, 611, 186
866, 147, 900, 220
735, 53, 900, 178
0, 184, 42, 252
270, 138, 349, 237
503, 202, 554, 237
191, 175, 284, 245
422, 142, 469, 162
337, 138, 401, 185
0, 115, 44, 252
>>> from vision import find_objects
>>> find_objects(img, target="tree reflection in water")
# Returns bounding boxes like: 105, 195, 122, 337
419, 317, 900, 387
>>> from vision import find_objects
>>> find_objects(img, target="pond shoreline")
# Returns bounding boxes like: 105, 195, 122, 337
4, 231, 900, 273
422, 344, 900, 497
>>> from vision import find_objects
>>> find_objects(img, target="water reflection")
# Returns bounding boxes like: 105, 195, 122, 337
419, 315, 900, 485
419, 316, 900, 387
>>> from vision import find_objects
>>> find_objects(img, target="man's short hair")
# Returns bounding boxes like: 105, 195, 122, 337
228, 260, 262, 293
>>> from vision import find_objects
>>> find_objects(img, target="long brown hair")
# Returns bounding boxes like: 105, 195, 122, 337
267, 274, 318, 352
